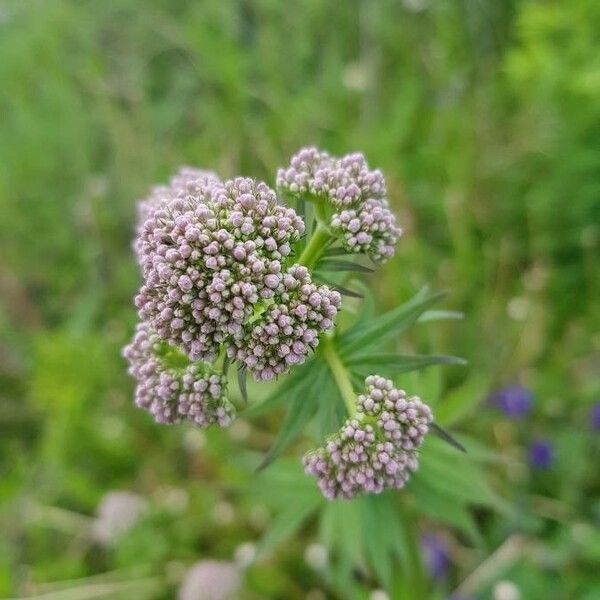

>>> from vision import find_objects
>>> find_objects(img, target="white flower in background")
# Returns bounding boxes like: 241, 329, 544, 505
92, 491, 146, 545
494, 580, 521, 600
178, 560, 241, 600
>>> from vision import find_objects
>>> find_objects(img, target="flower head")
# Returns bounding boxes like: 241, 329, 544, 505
228, 264, 341, 381
123, 322, 234, 427
135, 177, 305, 362
303, 375, 432, 500
277, 147, 402, 262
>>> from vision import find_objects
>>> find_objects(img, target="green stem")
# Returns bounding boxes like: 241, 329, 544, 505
321, 335, 356, 416
298, 223, 332, 269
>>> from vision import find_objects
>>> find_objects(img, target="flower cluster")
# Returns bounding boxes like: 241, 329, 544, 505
303, 375, 432, 500
136, 167, 220, 228
276, 147, 402, 261
123, 322, 234, 427
135, 177, 306, 363
134, 168, 220, 264
228, 265, 341, 381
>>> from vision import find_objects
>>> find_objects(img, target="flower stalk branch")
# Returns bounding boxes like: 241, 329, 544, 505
298, 223, 332, 269
321, 334, 356, 416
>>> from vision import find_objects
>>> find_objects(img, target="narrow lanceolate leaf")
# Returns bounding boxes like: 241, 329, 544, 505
314, 274, 364, 298
324, 246, 351, 257
319, 259, 375, 273
237, 364, 248, 405
418, 309, 464, 323
339, 287, 447, 357
256, 366, 326, 471
255, 494, 322, 558
430, 422, 467, 453
346, 353, 467, 377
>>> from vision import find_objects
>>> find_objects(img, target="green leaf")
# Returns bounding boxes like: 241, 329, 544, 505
430, 422, 467, 453
319, 259, 374, 273
237, 364, 248, 405
256, 366, 326, 470
418, 309, 464, 323
255, 495, 322, 558
316, 371, 345, 440
339, 287, 446, 357
323, 246, 350, 257
415, 436, 508, 512
346, 353, 467, 377
314, 274, 364, 298
434, 374, 490, 426
359, 494, 408, 588
409, 478, 483, 544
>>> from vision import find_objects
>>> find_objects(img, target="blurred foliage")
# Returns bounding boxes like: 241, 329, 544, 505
0, 0, 598, 598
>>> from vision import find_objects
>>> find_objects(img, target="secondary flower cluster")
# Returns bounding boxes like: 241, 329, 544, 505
228, 264, 341, 381
276, 147, 402, 262
303, 375, 433, 500
123, 321, 235, 428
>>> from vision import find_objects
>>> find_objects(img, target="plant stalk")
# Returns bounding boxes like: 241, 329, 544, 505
298, 223, 332, 269
321, 335, 356, 416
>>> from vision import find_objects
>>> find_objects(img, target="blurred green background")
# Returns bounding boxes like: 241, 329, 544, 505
0, 0, 599, 598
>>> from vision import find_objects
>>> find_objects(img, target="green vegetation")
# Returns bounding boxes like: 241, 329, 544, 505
0, 1, 598, 598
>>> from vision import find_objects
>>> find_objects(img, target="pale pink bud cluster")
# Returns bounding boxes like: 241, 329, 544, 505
134, 167, 220, 262
227, 265, 341, 381
303, 376, 432, 500
135, 177, 306, 362
276, 147, 402, 262
123, 322, 234, 427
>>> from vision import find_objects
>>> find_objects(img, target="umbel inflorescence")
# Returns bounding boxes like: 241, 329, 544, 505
276, 147, 403, 262
303, 376, 433, 500
125, 146, 435, 500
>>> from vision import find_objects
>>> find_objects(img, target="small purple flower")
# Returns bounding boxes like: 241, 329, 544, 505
590, 402, 600, 431
490, 385, 533, 419
421, 533, 450, 580
529, 440, 555, 470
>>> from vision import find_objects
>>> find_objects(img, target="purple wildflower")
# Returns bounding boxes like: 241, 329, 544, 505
590, 402, 600, 431
228, 264, 341, 381
178, 560, 241, 600
528, 440, 555, 470
277, 147, 402, 262
303, 375, 433, 500
123, 322, 235, 427
135, 177, 305, 362
490, 385, 533, 419
421, 533, 450, 580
